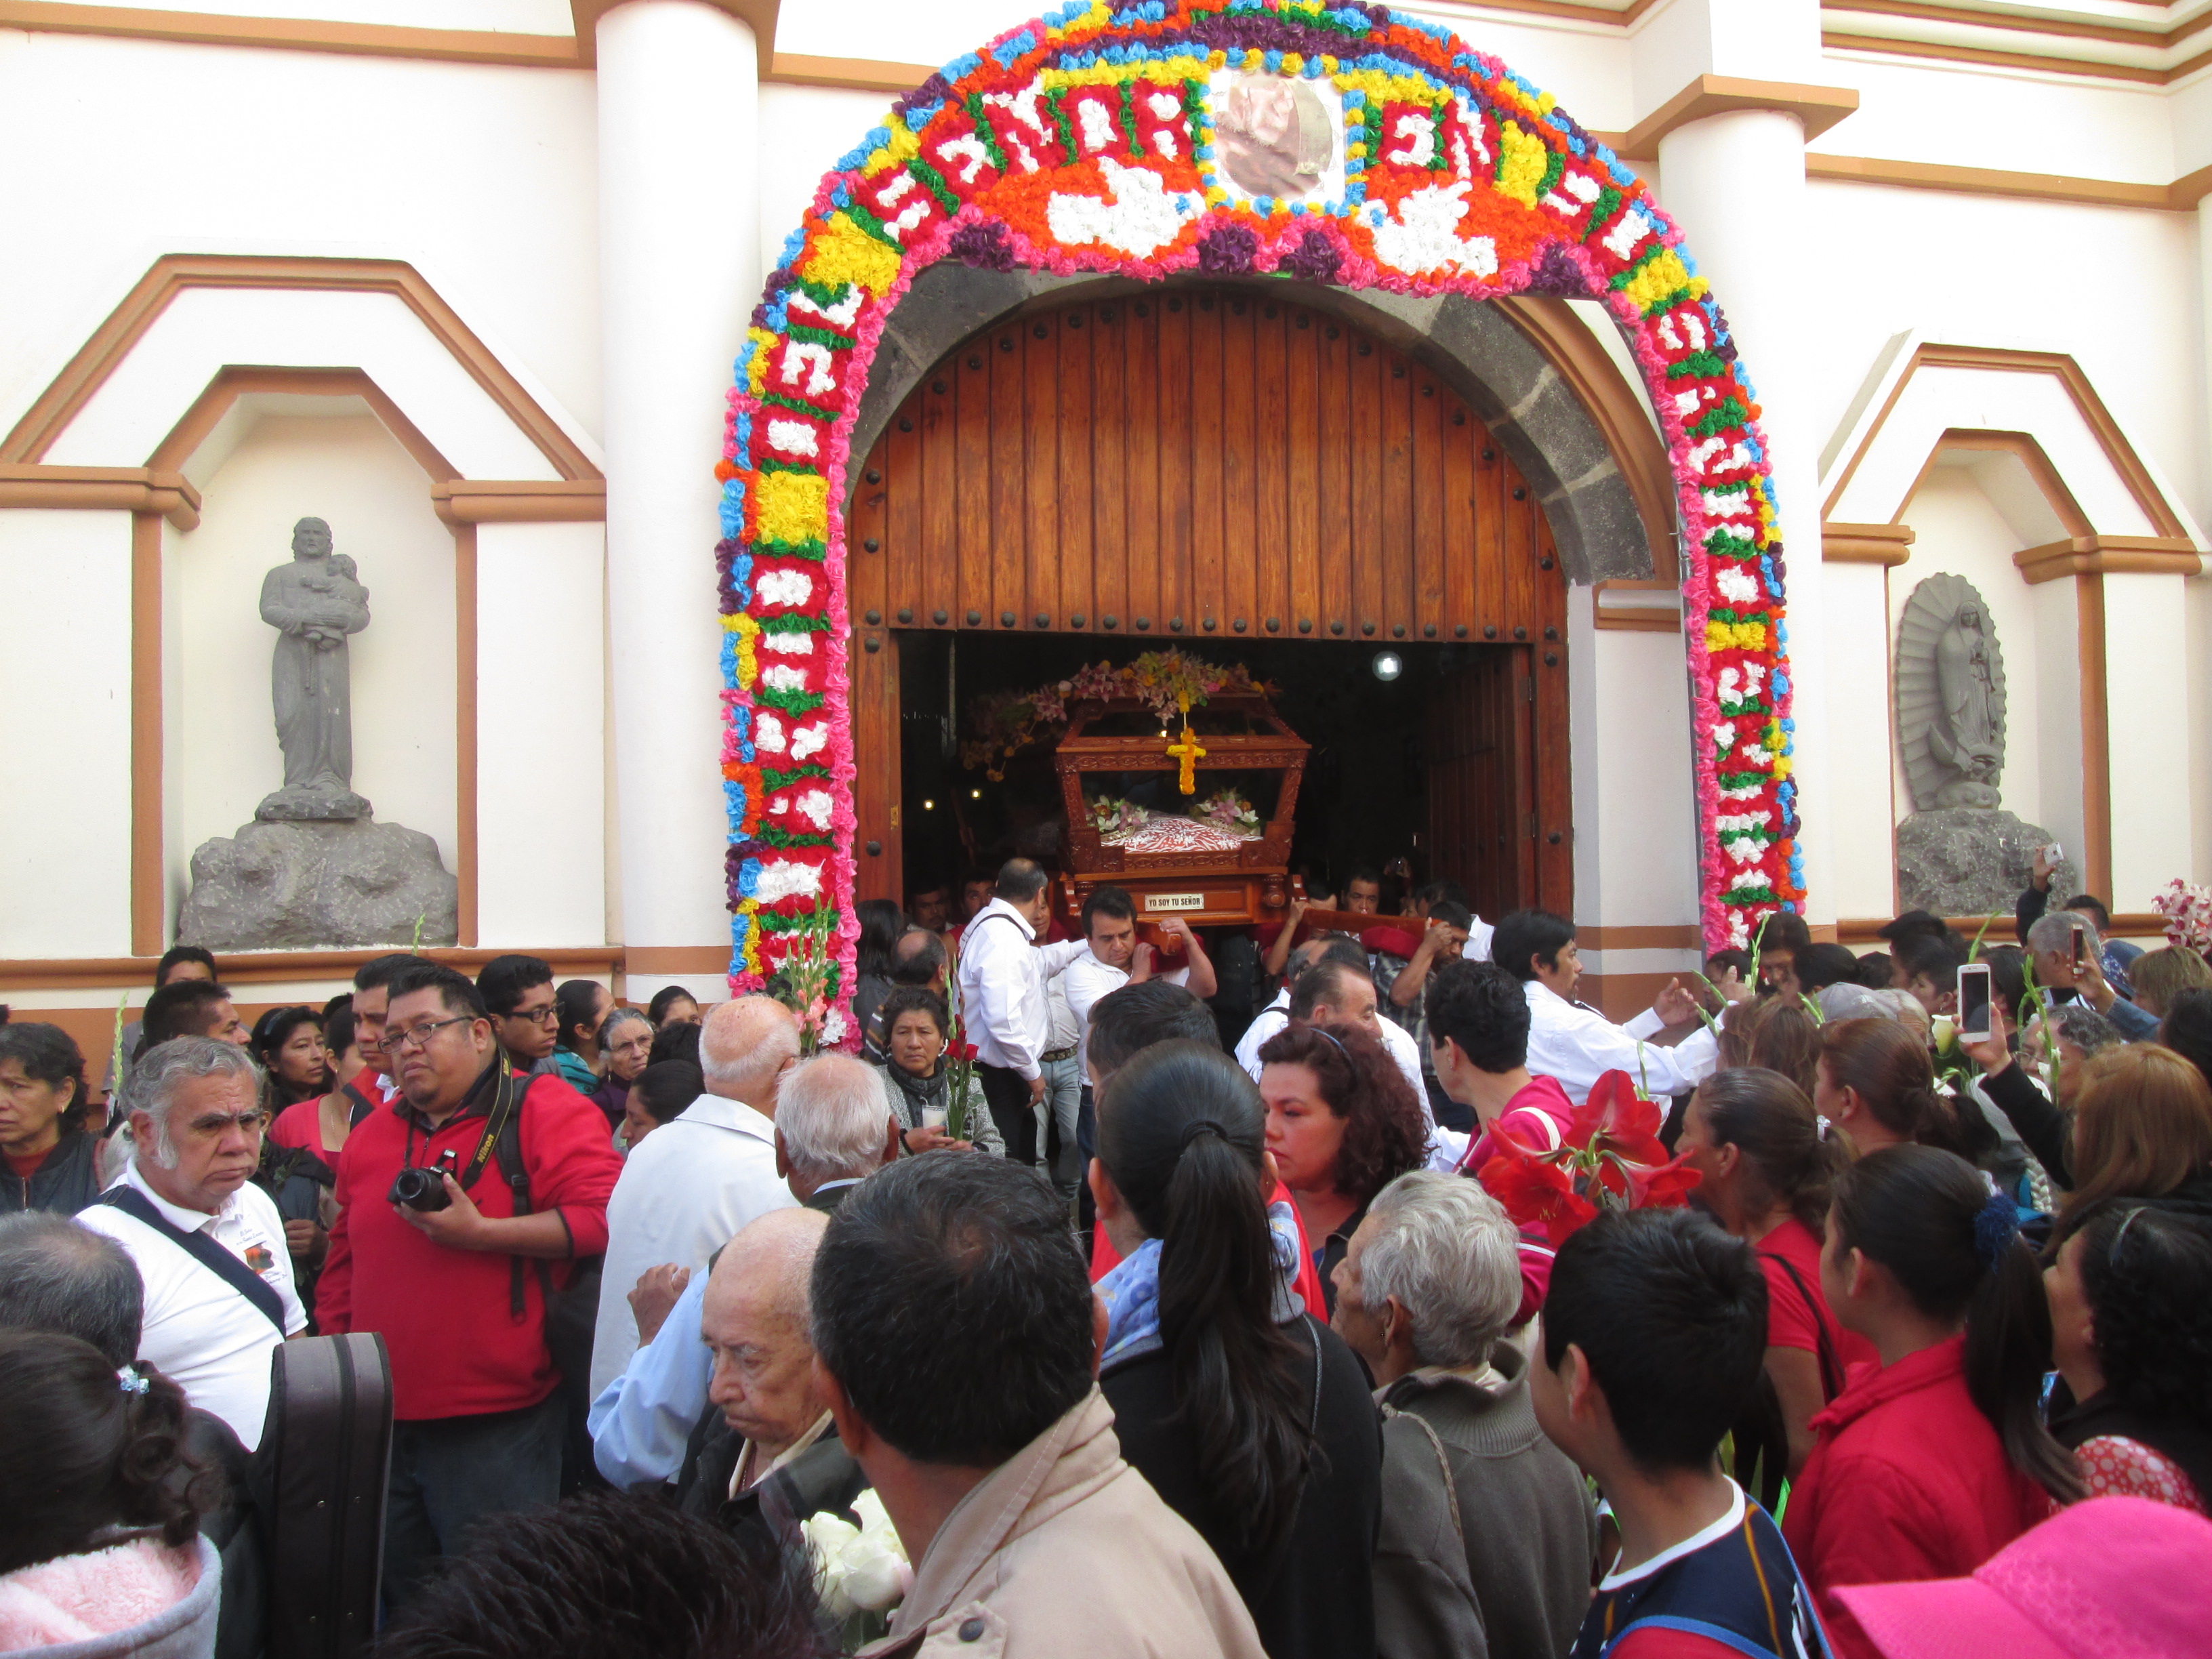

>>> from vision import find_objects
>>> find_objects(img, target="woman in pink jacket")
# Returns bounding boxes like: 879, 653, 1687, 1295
1784, 1145, 2081, 1659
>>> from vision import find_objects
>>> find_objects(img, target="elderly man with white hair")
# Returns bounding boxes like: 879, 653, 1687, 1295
2026, 908, 2159, 1041
771, 1054, 900, 1214
76, 1037, 306, 1450
1330, 1170, 1596, 1659
589, 996, 800, 1397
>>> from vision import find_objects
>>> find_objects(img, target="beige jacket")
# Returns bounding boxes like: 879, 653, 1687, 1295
859, 1389, 1267, 1659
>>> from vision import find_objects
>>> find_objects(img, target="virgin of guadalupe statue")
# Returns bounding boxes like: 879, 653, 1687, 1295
256, 517, 373, 821
1929, 603, 2002, 785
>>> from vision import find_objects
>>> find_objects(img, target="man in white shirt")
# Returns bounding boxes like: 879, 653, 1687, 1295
1491, 909, 1716, 1105
588, 995, 800, 1396
953, 859, 1089, 1168
77, 1038, 306, 1451
1239, 937, 1430, 1110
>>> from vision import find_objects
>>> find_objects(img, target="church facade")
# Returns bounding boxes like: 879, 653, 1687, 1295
3, 0, 2209, 1046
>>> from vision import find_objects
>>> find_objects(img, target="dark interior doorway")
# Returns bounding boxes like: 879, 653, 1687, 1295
893, 631, 1543, 913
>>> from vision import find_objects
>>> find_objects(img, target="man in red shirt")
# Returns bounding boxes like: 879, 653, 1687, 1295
317, 962, 621, 1611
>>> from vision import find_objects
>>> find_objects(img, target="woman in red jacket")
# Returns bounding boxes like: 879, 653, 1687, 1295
1784, 1145, 2081, 1659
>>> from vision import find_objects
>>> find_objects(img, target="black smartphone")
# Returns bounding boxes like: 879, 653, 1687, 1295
1957, 964, 1992, 1043
2071, 926, 2088, 973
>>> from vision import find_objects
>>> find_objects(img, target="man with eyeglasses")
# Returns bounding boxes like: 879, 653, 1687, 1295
476, 954, 562, 1076
341, 952, 437, 1124
77, 1037, 306, 1450
317, 961, 621, 1612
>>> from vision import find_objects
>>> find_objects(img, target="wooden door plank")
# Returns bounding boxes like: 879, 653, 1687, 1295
1318, 316, 1353, 637
1377, 352, 1414, 640
1286, 304, 1321, 639
920, 376, 956, 628
1473, 421, 1507, 636
1252, 295, 1290, 642
1535, 516, 1575, 914
882, 396, 923, 626
955, 333, 994, 628
1089, 298, 1128, 638
1187, 291, 1223, 641
1155, 292, 1193, 638
1443, 399, 1477, 641
989, 321, 1027, 628
1125, 296, 1162, 636
1024, 314, 1061, 628
1055, 306, 1094, 631
1219, 291, 1256, 638
850, 432, 890, 626
851, 628, 900, 903
1412, 367, 1446, 640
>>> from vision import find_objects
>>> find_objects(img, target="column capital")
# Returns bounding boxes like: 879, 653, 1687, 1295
1626, 75, 1858, 159
573, 0, 775, 65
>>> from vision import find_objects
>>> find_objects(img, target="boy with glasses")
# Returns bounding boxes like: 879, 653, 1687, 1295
317, 962, 621, 1611
476, 954, 561, 1075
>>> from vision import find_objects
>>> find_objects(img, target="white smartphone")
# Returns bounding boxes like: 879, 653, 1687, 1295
1957, 964, 1993, 1043
2043, 842, 2064, 865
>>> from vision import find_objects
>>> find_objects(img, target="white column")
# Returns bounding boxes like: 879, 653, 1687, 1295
597, 0, 760, 996
1656, 110, 1835, 929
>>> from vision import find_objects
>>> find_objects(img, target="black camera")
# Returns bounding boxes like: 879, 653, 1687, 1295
388, 1153, 458, 1212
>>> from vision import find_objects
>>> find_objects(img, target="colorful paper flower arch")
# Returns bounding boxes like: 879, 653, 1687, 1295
717, 0, 1801, 999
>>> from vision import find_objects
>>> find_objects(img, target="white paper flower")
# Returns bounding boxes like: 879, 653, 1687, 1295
1047, 156, 1202, 256
1370, 182, 1498, 277
789, 720, 829, 762
758, 568, 815, 607
756, 861, 823, 904
754, 711, 787, 755
807, 1491, 912, 1622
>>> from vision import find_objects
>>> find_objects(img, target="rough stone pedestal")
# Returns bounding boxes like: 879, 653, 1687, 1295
1896, 808, 2074, 919
178, 819, 459, 950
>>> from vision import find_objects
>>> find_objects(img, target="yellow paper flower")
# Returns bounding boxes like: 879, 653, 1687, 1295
803, 211, 903, 297
754, 471, 830, 546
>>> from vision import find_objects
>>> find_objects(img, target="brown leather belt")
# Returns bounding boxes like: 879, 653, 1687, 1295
1040, 1046, 1077, 1065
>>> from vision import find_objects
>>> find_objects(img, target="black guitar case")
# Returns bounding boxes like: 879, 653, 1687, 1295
254, 1332, 394, 1659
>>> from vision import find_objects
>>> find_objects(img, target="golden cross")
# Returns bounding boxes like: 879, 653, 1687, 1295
1166, 718, 1206, 796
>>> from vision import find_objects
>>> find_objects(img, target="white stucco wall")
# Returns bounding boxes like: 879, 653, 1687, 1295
169, 412, 462, 903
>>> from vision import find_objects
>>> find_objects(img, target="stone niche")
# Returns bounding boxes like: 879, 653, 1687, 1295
1892, 573, 2072, 915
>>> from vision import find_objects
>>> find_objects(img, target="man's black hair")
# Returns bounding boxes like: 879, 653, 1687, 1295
1491, 910, 1576, 983
630, 1061, 704, 1128
0, 1214, 142, 1369
1086, 979, 1221, 1080
374, 1490, 830, 1659
474, 954, 553, 1017
354, 952, 435, 994
1854, 950, 1894, 989
137, 981, 232, 1054
1897, 930, 1970, 987
649, 1020, 703, 1069
1705, 947, 1752, 981
1080, 885, 1137, 934
1543, 1208, 1769, 1474
1791, 942, 1862, 995
2062, 893, 2113, 933
1288, 958, 1367, 1022
889, 928, 946, 988
1304, 935, 1369, 977
1428, 900, 1473, 933
388, 962, 488, 1021
1345, 865, 1384, 892
1414, 879, 1470, 912
1752, 912, 1811, 955
1876, 909, 1952, 947
153, 945, 216, 986
1423, 960, 1530, 1074
812, 1155, 1094, 1467
994, 859, 1049, 904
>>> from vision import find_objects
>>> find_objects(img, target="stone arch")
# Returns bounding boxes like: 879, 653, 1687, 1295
716, 0, 1796, 991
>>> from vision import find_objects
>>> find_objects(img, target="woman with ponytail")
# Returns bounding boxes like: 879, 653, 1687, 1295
1815, 1018, 1994, 1163
0, 1331, 219, 1655
1677, 1067, 1876, 1485
1784, 1145, 2081, 1659
1092, 1040, 1382, 1659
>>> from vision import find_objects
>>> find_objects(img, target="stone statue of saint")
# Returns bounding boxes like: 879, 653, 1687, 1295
1929, 602, 2002, 802
256, 516, 373, 821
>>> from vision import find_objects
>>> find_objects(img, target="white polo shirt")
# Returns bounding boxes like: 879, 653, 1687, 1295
77, 1163, 306, 1451
1061, 949, 1189, 1080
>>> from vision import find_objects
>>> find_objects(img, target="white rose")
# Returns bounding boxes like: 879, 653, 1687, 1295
838, 1533, 914, 1613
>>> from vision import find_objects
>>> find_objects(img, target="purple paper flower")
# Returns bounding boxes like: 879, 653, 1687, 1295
947, 219, 1018, 270
1281, 226, 1343, 284
1197, 224, 1259, 274
1524, 244, 1589, 298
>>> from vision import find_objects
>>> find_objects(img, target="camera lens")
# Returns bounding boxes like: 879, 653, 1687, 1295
387, 1166, 451, 1212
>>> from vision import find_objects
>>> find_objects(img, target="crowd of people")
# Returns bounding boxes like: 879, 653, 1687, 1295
0, 853, 2208, 1658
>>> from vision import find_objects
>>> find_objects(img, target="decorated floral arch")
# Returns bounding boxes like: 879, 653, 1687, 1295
716, 0, 1799, 999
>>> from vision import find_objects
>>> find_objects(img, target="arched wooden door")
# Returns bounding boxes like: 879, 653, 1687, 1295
847, 283, 1572, 914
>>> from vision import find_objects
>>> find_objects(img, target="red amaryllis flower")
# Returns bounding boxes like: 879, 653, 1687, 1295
1474, 1069, 1700, 1243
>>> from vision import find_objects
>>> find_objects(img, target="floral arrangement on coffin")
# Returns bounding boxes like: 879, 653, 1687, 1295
960, 687, 1065, 779
1476, 1070, 1701, 1242
715, 0, 1800, 997
962, 653, 1276, 779
1090, 794, 1151, 838
2153, 878, 2212, 954
804, 1490, 912, 1652
1193, 787, 1262, 839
